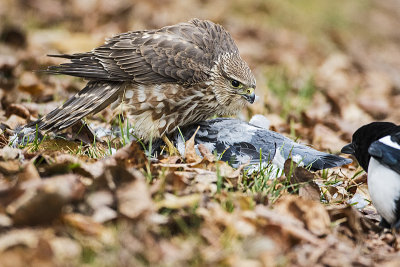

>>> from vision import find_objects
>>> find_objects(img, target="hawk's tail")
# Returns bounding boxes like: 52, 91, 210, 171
43, 53, 114, 80
27, 81, 125, 132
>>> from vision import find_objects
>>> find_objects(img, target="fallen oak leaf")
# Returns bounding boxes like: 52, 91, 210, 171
6, 103, 30, 119
0, 160, 20, 175
156, 193, 201, 210
284, 159, 321, 201
117, 179, 154, 219
48, 237, 82, 263
62, 213, 114, 244
327, 205, 372, 240
0, 145, 21, 161
159, 155, 182, 164
91, 206, 117, 223
0, 229, 42, 252
185, 126, 202, 164
153, 162, 200, 168
274, 195, 331, 237
6, 174, 84, 226
3, 115, 26, 130
198, 144, 215, 162
255, 205, 322, 245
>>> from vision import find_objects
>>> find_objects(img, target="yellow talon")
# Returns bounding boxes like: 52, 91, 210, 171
162, 135, 180, 156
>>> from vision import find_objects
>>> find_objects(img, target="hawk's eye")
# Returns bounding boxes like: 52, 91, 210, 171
231, 80, 241, 88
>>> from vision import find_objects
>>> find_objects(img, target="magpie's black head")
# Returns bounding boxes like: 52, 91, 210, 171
341, 122, 398, 171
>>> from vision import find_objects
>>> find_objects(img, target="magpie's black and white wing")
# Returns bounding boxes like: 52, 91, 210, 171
368, 132, 400, 174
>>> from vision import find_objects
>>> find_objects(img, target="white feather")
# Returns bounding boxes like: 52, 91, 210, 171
379, 135, 400, 150
368, 157, 400, 224
249, 114, 270, 130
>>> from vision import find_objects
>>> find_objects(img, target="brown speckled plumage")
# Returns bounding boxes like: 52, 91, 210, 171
30, 19, 256, 141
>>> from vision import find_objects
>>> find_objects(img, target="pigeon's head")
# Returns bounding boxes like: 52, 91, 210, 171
341, 122, 398, 171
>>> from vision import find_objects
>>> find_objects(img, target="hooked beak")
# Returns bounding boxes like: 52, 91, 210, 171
241, 87, 256, 104
341, 143, 355, 155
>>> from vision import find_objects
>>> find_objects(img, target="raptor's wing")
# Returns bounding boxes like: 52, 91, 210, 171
45, 19, 238, 85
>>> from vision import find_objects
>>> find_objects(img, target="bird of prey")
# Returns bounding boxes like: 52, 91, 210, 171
342, 122, 400, 229
154, 117, 352, 171
27, 19, 256, 142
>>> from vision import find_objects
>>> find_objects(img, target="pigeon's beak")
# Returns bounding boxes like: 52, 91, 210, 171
341, 143, 355, 155
242, 87, 255, 104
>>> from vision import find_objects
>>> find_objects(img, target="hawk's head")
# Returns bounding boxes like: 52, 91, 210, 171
211, 53, 256, 111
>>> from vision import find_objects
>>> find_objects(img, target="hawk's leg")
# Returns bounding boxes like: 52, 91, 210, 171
162, 135, 180, 156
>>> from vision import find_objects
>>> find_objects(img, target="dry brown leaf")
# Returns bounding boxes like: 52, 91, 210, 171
198, 144, 215, 162
184, 126, 202, 164
0, 160, 22, 175
86, 190, 114, 210
0, 230, 55, 267
3, 115, 26, 130
0, 146, 20, 161
117, 179, 154, 219
5, 103, 30, 119
283, 159, 321, 201
159, 155, 181, 164
0, 173, 18, 196
157, 193, 201, 210
327, 205, 367, 240
0, 214, 12, 227
49, 237, 81, 263
110, 141, 147, 167
255, 205, 321, 245
92, 206, 117, 223
275, 195, 331, 237
6, 174, 84, 225
326, 186, 349, 203
0, 229, 40, 252
17, 162, 41, 183
357, 96, 390, 120
18, 72, 44, 95
62, 213, 113, 243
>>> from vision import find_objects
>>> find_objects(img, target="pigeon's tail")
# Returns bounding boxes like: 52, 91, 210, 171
309, 154, 352, 171
27, 81, 125, 132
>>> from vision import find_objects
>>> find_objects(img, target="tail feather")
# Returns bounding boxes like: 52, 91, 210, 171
28, 81, 125, 132
44, 53, 109, 80
312, 154, 352, 170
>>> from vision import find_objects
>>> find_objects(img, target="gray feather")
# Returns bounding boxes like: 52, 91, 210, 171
163, 118, 352, 171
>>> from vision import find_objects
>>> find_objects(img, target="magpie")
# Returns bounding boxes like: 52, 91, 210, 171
154, 117, 352, 171
341, 122, 400, 229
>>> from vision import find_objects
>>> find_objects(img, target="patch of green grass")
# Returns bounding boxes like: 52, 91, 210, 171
267, 67, 316, 120
233, 0, 371, 50
240, 163, 285, 203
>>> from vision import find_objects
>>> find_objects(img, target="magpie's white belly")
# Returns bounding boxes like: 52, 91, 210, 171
368, 157, 400, 224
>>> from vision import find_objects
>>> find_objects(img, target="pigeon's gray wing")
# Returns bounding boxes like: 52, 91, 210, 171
45, 19, 238, 85
168, 118, 352, 171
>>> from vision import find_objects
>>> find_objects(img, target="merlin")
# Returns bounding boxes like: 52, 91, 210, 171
29, 19, 256, 141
